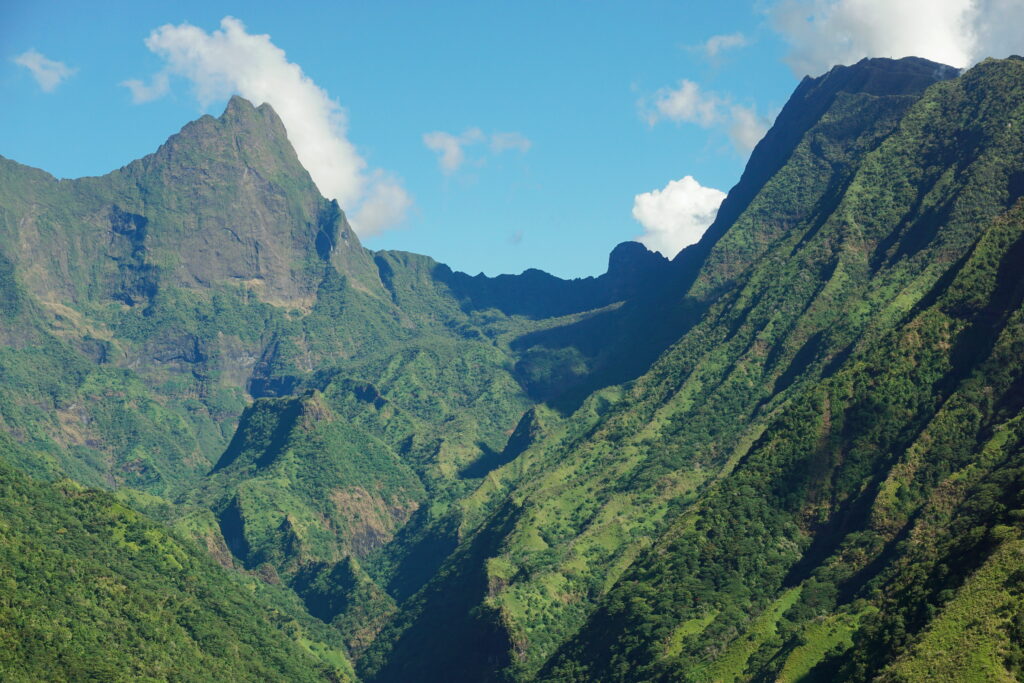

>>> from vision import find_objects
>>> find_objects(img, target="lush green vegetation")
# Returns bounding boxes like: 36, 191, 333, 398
0, 439, 353, 681
2, 56, 1024, 682
538, 56, 1024, 681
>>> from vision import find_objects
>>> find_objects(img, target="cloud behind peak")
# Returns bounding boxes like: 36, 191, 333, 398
771, 0, 1024, 77
129, 16, 410, 236
633, 175, 726, 257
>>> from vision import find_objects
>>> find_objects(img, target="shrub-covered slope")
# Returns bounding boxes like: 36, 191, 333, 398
534, 57, 1024, 680
0, 439, 354, 681
358, 56, 1024, 681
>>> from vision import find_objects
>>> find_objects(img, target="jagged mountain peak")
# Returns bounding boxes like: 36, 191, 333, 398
10, 93, 382, 308
218, 95, 292, 145
131, 94, 307, 188
0, 89, 380, 312
223, 93, 269, 116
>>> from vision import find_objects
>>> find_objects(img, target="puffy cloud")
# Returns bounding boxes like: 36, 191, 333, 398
129, 16, 409, 236
13, 50, 76, 92
642, 81, 770, 152
644, 79, 722, 127
771, 0, 1024, 77
632, 175, 726, 257
121, 73, 170, 104
703, 33, 749, 57
423, 128, 531, 173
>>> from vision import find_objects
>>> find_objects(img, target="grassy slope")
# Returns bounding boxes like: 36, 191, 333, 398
878, 538, 1023, 682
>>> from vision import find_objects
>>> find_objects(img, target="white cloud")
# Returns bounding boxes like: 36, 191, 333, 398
423, 128, 531, 173
643, 81, 770, 152
131, 16, 409, 236
13, 49, 76, 92
645, 79, 722, 127
352, 174, 414, 236
632, 176, 726, 257
704, 33, 749, 57
729, 105, 771, 152
490, 132, 532, 154
121, 73, 170, 103
771, 0, 1024, 77
423, 128, 484, 173
972, 0, 1024, 63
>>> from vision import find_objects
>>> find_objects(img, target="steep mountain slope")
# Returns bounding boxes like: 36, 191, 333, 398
544, 57, 1024, 680
2, 53, 1024, 683
356, 56, 1024, 681
1, 96, 379, 307
548, 187, 1024, 681
0, 96, 377, 493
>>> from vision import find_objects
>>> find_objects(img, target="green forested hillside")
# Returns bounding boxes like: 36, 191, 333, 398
537, 56, 1024, 680
0, 437, 354, 681
359, 56, 1024, 681
1, 55, 1023, 682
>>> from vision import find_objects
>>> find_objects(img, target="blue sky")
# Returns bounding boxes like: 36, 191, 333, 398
3, 1, 1020, 278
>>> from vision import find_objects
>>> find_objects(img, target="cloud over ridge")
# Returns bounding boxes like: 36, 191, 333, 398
632, 175, 726, 257
772, 0, 1024, 77
129, 16, 409, 236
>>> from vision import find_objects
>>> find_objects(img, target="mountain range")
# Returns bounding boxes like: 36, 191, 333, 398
1, 54, 1023, 681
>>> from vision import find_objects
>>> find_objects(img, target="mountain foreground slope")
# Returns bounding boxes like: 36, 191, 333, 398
1, 55, 1024, 681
